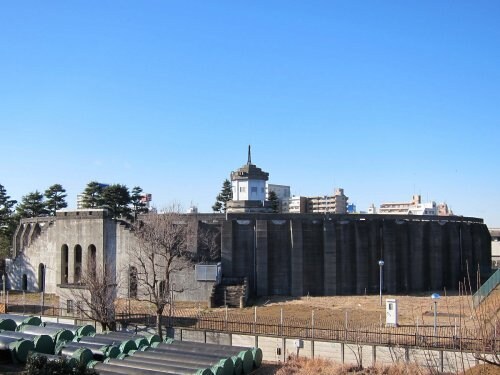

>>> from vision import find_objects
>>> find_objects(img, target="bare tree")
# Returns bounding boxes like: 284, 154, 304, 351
67, 257, 118, 331
131, 206, 195, 340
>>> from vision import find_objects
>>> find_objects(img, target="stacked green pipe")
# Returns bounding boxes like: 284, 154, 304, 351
104, 330, 161, 345
78, 335, 137, 354
141, 346, 234, 375
58, 346, 94, 366
128, 349, 228, 375
159, 340, 257, 374
91, 332, 149, 349
89, 359, 212, 375
0, 330, 54, 354
0, 314, 41, 329
0, 336, 34, 363
18, 324, 74, 344
57, 340, 120, 360
104, 356, 213, 375
43, 322, 95, 337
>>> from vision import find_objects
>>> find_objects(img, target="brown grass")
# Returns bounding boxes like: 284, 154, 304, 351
253, 356, 429, 375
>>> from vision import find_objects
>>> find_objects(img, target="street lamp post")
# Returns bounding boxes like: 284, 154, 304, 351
432, 293, 441, 338
378, 260, 384, 306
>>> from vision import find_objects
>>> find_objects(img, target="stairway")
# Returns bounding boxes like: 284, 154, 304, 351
211, 278, 247, 308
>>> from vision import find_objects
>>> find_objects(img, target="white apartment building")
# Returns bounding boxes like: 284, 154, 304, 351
286, 196, 307, 213
283, 188, 348, 214
307, 188, 348, 214
377, 195, 452, 216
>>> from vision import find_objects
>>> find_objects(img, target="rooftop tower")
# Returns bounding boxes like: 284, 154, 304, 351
227, 145, 272, 213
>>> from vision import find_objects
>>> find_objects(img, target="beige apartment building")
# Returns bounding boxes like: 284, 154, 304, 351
284, 188, 348, 214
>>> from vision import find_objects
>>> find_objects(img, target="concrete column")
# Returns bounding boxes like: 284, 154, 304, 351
323, 220, 337, 295
68, 246, 75, 284
290, 220, 303, 297
255, 220, 268, 297
221, 220, 234, 277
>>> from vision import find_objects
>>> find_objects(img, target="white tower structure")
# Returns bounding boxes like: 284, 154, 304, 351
227, 146, 272, 213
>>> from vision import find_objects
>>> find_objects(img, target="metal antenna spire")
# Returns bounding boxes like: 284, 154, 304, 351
247, 144, 251, 164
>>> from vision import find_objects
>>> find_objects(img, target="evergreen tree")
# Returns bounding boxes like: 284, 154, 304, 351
101, 184, 131, 219
80, 181, 105, 208
130, 186, 148, 220
0, 184, 17, 258
268, 190, 280, 213
44, 184, 67, 216
212, 179, 232, 213
16, 191, 47, 218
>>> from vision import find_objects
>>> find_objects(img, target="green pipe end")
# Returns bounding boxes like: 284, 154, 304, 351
71, 347, 94, 366
12, 339, 35, 364
252, 347, 263, 367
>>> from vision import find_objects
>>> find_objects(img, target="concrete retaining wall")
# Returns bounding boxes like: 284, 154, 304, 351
169, 327, 489, 373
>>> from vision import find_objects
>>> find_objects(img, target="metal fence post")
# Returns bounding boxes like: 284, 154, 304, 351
225, 305, 228, 330
280, 307, 283, 337
253, 306, 256, 334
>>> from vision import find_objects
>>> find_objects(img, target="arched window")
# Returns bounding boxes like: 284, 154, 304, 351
74, 245, 82, 283
38, 263, 45, 292
88, 245, 97, 277
129, 266, 138, 298
61, 245, 69, 284
22, 274, 28, 291
158, 280, 166, 298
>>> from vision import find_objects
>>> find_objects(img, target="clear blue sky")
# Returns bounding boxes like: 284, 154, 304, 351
1, 1, 499, 227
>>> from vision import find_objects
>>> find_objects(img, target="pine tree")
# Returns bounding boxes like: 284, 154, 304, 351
80, 181, 105, 208
16, 191, 46, 218
101, 184, 131, 219
268, 190, 280, 213
0, 184, 17, 258
212, 179, 232, 213
44, 184, 68, 216
130, 186, 148, 220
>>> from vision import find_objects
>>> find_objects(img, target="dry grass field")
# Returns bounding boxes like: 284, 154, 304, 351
186, 287, 500, 330
7, 286, 498, 331
252, 358, 500, 375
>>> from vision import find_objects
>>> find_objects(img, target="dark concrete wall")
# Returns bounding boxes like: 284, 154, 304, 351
221, 214, 491, 297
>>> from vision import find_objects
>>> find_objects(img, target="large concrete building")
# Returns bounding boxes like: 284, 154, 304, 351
7, 208, 492, 307
5, 151, 493, 306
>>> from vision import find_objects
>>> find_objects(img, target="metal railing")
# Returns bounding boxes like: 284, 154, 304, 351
6, 303, 497, 353
114, 312, 498, 353
473, 268, 500, 307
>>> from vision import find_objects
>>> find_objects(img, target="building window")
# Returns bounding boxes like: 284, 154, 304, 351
88, 245, 97, 277
22, 274, 28, 291
251, 187, 257, 193
240, 187, 246, 193
61, 245, 69, 284
38, 263, 45, 292
74, 245, 82, 283
67, 299, 74, 313
129, 266, 138, 298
